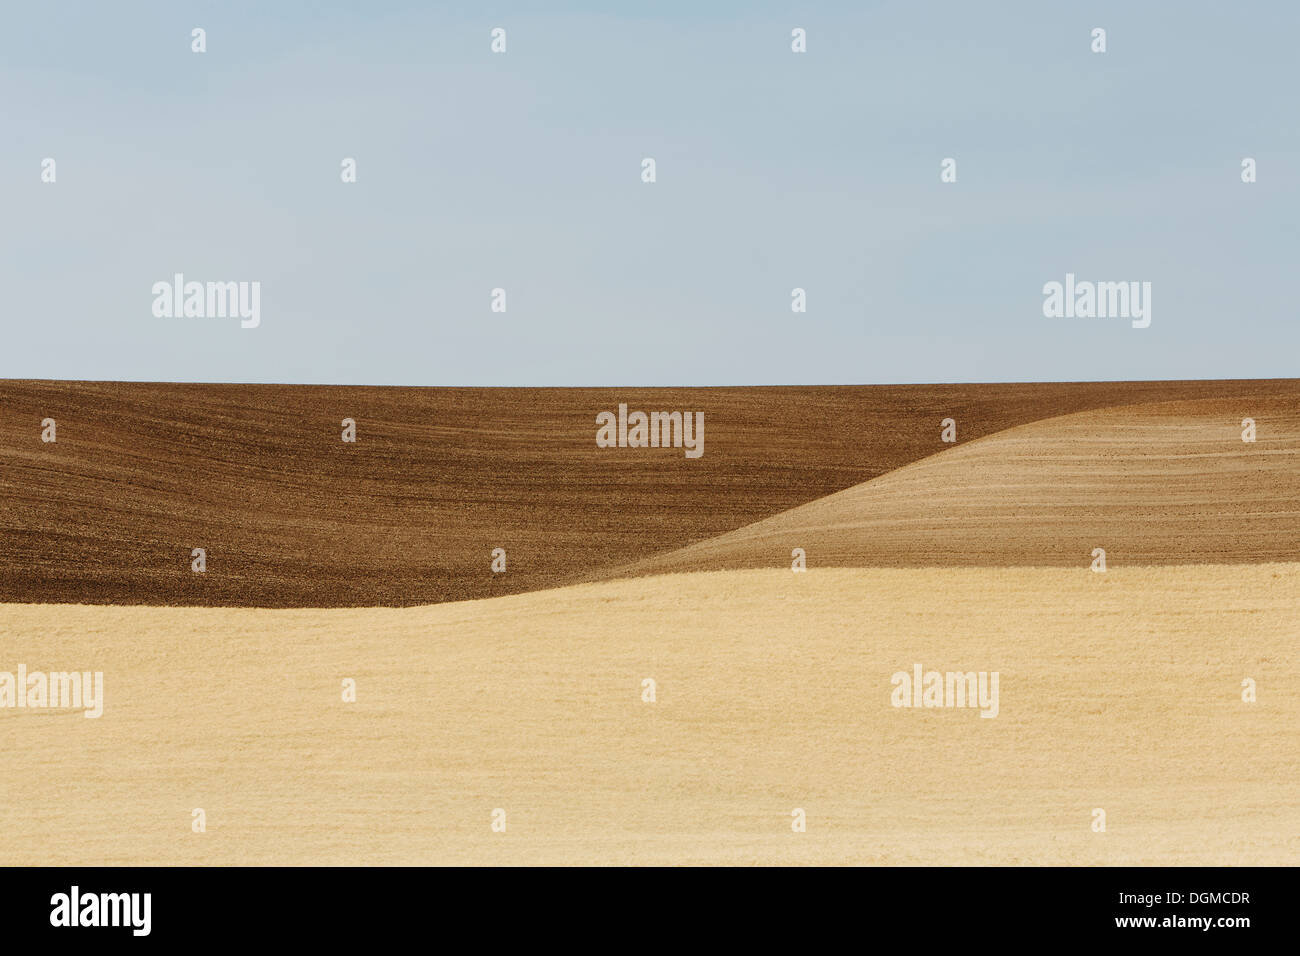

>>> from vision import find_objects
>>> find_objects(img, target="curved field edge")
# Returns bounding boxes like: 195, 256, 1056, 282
3, 378, 1298, 607
611, 395, 1300, 578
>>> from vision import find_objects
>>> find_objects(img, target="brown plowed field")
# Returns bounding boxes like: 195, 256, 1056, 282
1, 379, 1296, 606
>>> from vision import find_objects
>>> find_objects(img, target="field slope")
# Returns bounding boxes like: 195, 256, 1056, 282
2, 379, 1297, 606
619, 396, 1300, 576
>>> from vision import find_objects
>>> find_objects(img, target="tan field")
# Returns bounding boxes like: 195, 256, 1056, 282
1, 564, 1296, 866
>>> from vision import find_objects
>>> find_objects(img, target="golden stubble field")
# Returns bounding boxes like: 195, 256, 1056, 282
2, 565, 1295, 866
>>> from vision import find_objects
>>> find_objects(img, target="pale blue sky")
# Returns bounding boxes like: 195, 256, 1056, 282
2, 1, 1296, 385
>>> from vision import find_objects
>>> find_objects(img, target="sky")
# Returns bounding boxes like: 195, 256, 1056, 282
2, 1, 1296, 386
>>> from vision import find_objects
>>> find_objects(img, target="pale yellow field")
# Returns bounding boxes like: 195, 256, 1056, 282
1, 564, 1296, 866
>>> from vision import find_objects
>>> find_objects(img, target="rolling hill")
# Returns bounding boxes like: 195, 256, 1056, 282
619, 395, 1300, 576
3, 378, 1297, 606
